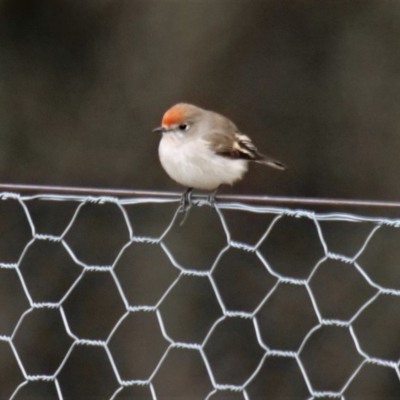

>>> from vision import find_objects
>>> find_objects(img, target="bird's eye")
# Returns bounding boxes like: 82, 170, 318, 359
178, 124, 189, 131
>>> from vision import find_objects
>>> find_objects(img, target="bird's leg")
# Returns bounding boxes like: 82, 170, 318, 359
207, 185, 221, 207
180, 187, 193, 212
179, 188, 193, 226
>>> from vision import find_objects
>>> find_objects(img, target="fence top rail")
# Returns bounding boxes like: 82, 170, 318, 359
0, 183, 398, 209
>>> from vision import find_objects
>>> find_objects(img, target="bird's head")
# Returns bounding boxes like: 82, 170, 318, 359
153, 103, 203, 135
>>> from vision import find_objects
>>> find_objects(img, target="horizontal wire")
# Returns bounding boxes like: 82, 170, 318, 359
0, 182, 399, 208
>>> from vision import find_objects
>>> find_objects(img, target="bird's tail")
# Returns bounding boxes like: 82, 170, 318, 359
256, 155, 286, 170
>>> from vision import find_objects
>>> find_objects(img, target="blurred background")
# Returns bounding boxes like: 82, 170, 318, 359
1, 0, 400, 399
1, 0, 400, 199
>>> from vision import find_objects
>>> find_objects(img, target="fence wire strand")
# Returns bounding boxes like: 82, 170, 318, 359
0, 189, 399, 399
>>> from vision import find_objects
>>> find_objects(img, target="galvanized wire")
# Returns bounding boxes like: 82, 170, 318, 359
0, 188, 399, 399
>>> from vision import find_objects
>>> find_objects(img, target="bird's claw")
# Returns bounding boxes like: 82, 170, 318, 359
179, 188, 193, 212
178, 187, 219, 226
206, 187, 220, 207
179, 188, 193, 226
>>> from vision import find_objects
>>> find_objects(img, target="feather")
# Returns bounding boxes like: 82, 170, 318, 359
206, 131, 286, 170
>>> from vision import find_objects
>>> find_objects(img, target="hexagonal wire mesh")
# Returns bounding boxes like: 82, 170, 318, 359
1, 186, 400, 400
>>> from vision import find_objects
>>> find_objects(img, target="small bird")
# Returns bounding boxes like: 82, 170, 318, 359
153, 103, 286, 205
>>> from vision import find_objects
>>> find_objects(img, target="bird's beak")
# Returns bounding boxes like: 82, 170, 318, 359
152, 126, 166, 133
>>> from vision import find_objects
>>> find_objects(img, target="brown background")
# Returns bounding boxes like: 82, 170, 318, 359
1, 1, 400, 399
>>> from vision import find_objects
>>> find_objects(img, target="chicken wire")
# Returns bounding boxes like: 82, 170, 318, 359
0, 188, 400, 399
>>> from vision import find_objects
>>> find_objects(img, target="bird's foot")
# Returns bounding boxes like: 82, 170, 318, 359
207, 187, 220, 207
179, 188, 193, 226
179, 188, 193, 212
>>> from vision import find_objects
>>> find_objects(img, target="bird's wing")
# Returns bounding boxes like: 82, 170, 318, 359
205, 130, 262, 160
205, 130, 286, 170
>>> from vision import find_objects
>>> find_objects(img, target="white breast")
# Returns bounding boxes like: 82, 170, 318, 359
159, 133, 248, 190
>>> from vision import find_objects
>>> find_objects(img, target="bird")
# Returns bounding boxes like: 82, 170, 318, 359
153, 103, 286, 207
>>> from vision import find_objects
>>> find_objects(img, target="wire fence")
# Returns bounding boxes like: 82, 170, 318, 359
1, 185, 400, 399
